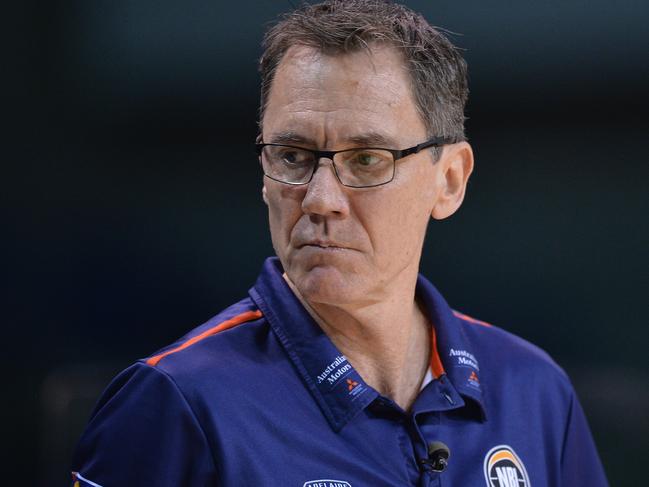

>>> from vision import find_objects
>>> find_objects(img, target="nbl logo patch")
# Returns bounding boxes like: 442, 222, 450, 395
483, 445, 530, 487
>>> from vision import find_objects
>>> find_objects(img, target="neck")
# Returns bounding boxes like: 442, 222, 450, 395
284, 270, 431, 412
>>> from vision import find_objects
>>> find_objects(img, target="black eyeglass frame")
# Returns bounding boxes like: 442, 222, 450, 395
255, 135, 458, 188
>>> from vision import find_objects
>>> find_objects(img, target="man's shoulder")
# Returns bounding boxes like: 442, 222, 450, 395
87, 297, 276, 422
142, 297, 269, 379
451, 309, 572, 390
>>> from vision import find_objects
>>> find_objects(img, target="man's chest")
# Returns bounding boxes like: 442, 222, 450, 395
205, 404, 554, 487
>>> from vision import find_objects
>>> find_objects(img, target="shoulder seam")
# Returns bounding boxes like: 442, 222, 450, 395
452, 309, 493, 328
146, 309, 263, 366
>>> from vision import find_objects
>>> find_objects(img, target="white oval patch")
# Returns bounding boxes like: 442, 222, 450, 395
303, 480, 352, 487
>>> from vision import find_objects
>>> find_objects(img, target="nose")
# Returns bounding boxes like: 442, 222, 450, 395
301, 158, 350, 217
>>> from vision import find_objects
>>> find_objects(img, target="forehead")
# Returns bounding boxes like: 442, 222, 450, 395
263, 44, 426, 146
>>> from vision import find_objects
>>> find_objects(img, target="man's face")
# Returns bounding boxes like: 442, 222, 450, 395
262, 44, 461, 307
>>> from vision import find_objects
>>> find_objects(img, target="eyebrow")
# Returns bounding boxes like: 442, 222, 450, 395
268, 131, 313, 146
267, 130, 400, 149
345, 132, 400, 149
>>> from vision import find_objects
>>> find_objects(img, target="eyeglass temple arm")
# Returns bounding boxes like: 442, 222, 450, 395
398, 136, 458, 157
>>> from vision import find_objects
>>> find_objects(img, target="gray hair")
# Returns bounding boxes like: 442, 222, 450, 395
258, 0, 469, 147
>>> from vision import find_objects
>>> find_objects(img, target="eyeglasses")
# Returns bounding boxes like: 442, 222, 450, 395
255, 136, 457, 188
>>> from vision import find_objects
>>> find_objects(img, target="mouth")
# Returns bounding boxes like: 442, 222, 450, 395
299, 241, 350, 251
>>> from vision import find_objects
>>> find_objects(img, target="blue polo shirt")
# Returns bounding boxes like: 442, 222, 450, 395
71, 257, 608, 486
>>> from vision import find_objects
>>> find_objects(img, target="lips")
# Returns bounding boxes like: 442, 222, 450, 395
301, 240, 345, 249
295, 238, 355, 251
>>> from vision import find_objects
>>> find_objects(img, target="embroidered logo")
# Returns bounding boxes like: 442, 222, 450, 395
303, 480, 352, 487
449, 348, 480, 371
346, 378, 359, 391
483, 445, 531, 487
316, 355, 351, 386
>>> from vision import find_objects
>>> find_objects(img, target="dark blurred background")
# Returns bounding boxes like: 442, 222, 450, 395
5, 0, 648, 485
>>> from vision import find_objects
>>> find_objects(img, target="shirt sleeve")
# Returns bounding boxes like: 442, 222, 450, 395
71, 361, 218, 486
560, 389, 609, 487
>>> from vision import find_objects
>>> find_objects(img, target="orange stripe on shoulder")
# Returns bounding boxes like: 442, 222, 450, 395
452, 310, 493, 328
146, 310, 263, 366
430, 324, 446, 378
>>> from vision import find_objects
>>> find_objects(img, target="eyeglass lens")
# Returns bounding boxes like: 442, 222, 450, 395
260, 145, 395, 187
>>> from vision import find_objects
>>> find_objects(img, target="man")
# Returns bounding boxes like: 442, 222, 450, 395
71, 1, 609, 486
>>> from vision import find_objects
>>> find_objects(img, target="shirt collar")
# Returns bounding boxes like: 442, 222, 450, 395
415, 274, 488, 421
249, 257, 487, 432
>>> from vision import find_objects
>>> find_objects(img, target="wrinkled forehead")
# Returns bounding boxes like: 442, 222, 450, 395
262, 44, 425, 146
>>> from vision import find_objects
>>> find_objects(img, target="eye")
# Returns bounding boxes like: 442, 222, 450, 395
277, 148, 311, 166
356, 152, 380, 166
348, 150, 390, 168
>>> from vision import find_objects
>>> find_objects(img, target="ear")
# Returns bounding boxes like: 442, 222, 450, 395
262, 184, 269, 206
257, 133, 269, 206
431, 141, 474, 220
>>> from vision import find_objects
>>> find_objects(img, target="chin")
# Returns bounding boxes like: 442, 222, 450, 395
290, 264, 365, 307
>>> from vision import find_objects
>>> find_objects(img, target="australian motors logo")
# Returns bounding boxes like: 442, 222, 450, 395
316, 355, 365, 397
317, 355, 352, 387
449, 348, 479, 370
483, 445, 531, 487
346, 377, 364, 398
346, 378, 359, 391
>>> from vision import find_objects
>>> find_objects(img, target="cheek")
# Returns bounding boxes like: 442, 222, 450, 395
348, 201, 392, 251
376, 205, 427, 252
266, 185, 304, 244
360, 176, 436, 259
